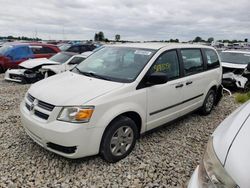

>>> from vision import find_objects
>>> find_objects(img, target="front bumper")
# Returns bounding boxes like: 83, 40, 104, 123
187, 166, 199, 188
4, 69, 26, 83
20, 100, 104, 158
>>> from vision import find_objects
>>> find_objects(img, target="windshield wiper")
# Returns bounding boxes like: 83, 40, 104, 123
76, 69, 111, 81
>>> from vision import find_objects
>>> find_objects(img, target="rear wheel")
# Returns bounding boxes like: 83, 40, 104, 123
200, 89, 216, 115
0, 65, 4, 73
100, 116, 138, 163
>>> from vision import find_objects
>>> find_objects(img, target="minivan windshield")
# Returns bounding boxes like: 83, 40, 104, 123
220, 52, 250, 64
75, 46, 156, 83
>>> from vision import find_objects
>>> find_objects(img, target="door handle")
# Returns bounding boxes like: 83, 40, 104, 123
175, 84, 184, 88
186, 81, 193, 85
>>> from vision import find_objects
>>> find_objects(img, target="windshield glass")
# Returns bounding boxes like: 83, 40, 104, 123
49, 52, 74, 63
59, 44, 71, 51
75, 46, 156, 83
0, 45, 13, 55
220, 52, 250, 64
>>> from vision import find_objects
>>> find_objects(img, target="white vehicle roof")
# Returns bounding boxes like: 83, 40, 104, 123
111, 42, 214, 50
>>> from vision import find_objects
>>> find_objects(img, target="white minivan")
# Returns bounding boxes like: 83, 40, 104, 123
20, 43, 222, 162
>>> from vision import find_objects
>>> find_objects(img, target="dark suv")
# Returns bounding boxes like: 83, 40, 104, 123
59, 43, 96, 54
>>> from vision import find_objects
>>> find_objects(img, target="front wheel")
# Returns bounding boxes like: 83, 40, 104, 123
100, 116, 138, 163
200, 89, 216, 115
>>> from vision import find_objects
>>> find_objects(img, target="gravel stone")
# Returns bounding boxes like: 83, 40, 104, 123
0, 74, 240, 187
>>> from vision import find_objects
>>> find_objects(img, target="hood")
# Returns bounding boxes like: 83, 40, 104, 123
41, 64, 64, 73
20, 58, 60, 69
223, 111, 250, 188
222, 62, 247, 69
28, 71, 124, 105
212, 101, 250, 165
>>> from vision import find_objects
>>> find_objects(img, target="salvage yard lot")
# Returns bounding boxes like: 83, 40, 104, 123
0, 74, 239, 187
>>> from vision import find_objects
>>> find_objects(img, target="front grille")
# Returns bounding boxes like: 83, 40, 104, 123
27, 94, 35, 102
47, 142, 77, 154
34, 110, 49, 120
25, 103, 31, 111
9, 74, 23, 81
25, 93, 55, 121
37, 100, 55, 111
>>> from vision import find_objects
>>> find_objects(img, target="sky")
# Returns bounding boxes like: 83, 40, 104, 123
0, 0, 249, 41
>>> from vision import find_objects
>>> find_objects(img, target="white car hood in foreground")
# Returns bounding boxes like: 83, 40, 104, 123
28, 71, 124, 105
212, 102, 250, 165
221, 62, 247, 69
20, 58, 59, 69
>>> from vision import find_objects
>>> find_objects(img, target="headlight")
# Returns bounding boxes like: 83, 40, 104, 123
198, 137, 238, 188
57, 106, 94, 123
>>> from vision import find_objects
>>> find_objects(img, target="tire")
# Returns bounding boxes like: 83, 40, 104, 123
100, 116, 138, 163
200, 89, 216, 115
243, 81, 250, 92
0, 65, 4, 73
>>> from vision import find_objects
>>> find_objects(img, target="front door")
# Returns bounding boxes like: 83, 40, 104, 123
146, 50, 185, 131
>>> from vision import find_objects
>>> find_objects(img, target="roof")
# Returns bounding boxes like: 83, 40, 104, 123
111, 42, 214, 50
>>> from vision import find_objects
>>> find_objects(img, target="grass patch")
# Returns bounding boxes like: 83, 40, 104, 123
235, 92, 250, 103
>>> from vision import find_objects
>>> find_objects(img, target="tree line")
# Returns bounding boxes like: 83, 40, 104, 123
0, 36, 41, 41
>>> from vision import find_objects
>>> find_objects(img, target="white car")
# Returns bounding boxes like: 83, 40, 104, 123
40, 54, 89, 77
20, 43, 222, 162
220, 50, 250, 90
4, 52, 76, 83
188, 101, 250, 188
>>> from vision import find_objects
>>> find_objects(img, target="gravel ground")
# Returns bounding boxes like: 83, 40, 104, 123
0, 73, 240, 188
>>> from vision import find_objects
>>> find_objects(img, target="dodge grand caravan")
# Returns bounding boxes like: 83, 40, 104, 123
20, 43, 222, 162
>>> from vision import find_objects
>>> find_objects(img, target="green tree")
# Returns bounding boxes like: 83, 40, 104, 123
207, 37, 214, 43
193, 36, 202, 42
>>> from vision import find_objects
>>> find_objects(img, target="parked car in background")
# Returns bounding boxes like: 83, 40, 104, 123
59, 43, 97, 54
40, 53, 89, 77
20, 43, 222, 162
0, 43, 60, 72
188, 101, 250, 188
220, 50, 250, 90
4, 52, 75, 83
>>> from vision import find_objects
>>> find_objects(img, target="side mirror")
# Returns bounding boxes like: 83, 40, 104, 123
247, 63, 250, 71
147, 72, 168, 86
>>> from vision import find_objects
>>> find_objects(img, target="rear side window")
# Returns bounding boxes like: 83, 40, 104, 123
43, 47, 57, 54
181, 49, 203, 75
149, 50, 180, 80
205, 49, 220, 69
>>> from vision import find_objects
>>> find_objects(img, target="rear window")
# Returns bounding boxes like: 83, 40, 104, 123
205, 49, 220, 69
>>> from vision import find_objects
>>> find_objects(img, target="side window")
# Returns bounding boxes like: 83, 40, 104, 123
30, 46, 43, 54
149, 50, 180, 80
80, 46, 88, 53
181, 49, 203, 75
205, 49, 220, 69
43, 47, 57, 54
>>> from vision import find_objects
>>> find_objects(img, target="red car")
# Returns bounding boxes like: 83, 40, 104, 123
0, 43, 60, 72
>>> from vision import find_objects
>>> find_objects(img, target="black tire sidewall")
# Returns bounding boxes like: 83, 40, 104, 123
201, 90, 216, 115
100, 116, 138, 163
